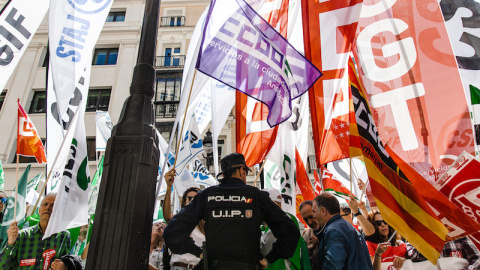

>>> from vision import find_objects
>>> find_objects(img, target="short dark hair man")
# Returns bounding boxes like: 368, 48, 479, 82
313, 193, 372, 270
164, 153, 300, 270
0, 193, 82, 270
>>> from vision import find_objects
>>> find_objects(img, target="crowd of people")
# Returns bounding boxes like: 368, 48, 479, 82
0, 153, 479, 269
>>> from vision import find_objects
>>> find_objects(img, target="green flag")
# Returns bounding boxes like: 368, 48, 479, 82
470, 85, 480, 156
26, 172, 43, 205
88, 155, 104, 215
0, 165, 30, 246
0, 160, 4, 191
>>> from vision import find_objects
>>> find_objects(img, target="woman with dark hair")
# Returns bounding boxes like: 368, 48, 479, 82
365, 211, 406, 270
162, 169, 204, 270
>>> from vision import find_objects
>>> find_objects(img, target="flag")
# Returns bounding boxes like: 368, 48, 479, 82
197, 0, 321, 127
313, 169, 322, 196
191, 158, 217, 187
440, 0, 480, 152
0, 160, 4, 191
302, 0, 362, 166
175, 114, 204, 176
26, 173, 43, 205
95, 111, 113, 152
17, 100, 47, 164
349, 68, 447, 264
353, 0, 474, 181
48, 0, 113, 118
0, 0, 49, 93
0, 165, 30, 246
321, 165, 355, 200
88, 155, 104, 215
295, 150, 314, 202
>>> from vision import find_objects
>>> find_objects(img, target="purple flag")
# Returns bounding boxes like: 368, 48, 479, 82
196, 0, 321, 127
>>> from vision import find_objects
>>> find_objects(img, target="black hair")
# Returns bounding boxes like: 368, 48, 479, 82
340, 204, 351, 215
299, 200, 313, 212
217, 166, 243, 182
181, 187, 200, 208
313, 193, 340, 215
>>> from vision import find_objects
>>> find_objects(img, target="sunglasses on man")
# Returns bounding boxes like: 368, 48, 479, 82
0, 197, 8, 204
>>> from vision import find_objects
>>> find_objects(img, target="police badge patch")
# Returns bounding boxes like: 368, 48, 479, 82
246, 210, 252, 218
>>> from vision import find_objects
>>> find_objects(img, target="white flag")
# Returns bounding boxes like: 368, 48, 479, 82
95, 110, 113, 151
191, 158, 217, 187
0, 0, 49, 93
175, 115, 204, 176
48, 0, 113, 117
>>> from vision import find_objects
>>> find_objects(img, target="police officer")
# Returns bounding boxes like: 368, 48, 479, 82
163, 153, 300, 270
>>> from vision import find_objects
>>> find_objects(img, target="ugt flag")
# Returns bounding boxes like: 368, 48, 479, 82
196, 0, 321, 127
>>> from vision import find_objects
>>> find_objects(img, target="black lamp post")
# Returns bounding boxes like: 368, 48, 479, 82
203, 130, 213, 172
85, 0, 161, 269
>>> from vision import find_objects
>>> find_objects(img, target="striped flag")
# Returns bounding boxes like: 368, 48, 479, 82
470, 85, 480, 156
349, 63, 447, 264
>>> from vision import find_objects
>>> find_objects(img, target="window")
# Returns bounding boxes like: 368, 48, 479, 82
29, 91, 47, 113
86, 89, 111, 112
154, 73, 182, 118
93, 48, 118, 65
86, 138, 97, 161
106, 11, 125, 22
0, 91, 6, 111
164, 47, 181, 67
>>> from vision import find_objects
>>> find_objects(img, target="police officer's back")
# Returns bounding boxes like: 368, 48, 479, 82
163, 153, 300, 270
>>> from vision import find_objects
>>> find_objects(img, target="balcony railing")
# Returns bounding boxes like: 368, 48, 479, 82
155, 55, 186, 68
154, 101, 179, 118
160, 16, 185, 27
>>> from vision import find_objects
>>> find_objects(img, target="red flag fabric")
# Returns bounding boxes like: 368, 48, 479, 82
313, 169, 322, 196
295, 150, 315, 201
349, 67, 447, 264
352, 0, 474, 181
321, 165, 354, 199
17, 100, 47, 164
302, 0, 362, 166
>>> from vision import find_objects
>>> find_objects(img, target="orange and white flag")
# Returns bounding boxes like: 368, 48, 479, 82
17, 99, 46, 164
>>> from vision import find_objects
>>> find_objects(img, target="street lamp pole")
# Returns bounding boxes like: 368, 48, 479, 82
85, 0, 161, 269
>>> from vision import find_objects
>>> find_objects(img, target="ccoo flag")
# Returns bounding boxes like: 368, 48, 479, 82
17, 100, 47, 164
196, 0, 321, 127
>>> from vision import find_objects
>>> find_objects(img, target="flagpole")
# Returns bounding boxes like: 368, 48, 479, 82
31, 107, 81, 213
173, 69, 197, 170
14, 154, 19, 222
253, 161, 266, 187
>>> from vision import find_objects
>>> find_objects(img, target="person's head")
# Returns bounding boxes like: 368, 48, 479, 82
0, 191, 7, 212
340, 204, 352, 224
299, 200, 319, 230
312, 193, 340, 227
151, 221, 167, 242
218, 153, 251, 183
39, 193, 56, 225
181, 187, 200, 208
262, 188, 282, 209
368, 211, 395, 244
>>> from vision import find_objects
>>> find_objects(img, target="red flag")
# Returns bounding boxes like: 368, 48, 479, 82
313, 169, 322, 196
295, 150, 315, 201
321, 165, 354, 199
352, 0, 474, 180
17, 100, 47, 164
302, 0, 362, 166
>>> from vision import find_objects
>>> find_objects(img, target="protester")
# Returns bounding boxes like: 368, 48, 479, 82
0, 191, 7, 224
0, 193, 83, 269
299, 200, 319, 270
365, 211, 406, 270
162, 170, 204, 270
312, 193, 373, 269
164, 153, 299, 270
260, 188, 311, 270
406, 236, 480, 270
342, 195, 375, 236
149, 221, 166, 270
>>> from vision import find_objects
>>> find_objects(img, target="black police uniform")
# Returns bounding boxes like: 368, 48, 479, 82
164, 177, 300, 269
